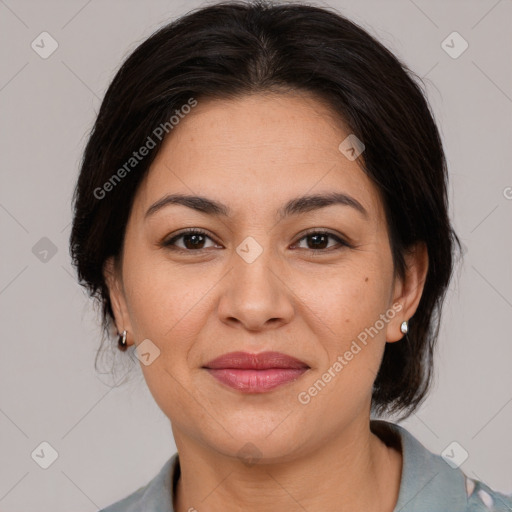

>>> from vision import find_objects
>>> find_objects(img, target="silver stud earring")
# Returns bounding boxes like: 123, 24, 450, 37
400, 321, 408, 334
118, 329, 128, 351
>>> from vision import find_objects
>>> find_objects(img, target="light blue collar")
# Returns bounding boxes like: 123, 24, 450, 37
101, 420, 474, 511
372, 420, 468, 511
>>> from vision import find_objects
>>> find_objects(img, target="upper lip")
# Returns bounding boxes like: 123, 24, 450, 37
203, 351, 310, 370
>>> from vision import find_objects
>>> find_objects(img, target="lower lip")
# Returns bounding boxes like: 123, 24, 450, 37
204, 368, 308, 393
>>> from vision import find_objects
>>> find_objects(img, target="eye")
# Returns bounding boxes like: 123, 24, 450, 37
292, 230, 351, 252
160, 228, 351, 253
161, 228, 219, 251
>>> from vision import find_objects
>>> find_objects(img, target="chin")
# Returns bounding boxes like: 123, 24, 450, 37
217, 437, 308, 466
205, 420, 311, 463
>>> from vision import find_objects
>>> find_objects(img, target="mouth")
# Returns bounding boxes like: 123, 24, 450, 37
202, 351, 310, 393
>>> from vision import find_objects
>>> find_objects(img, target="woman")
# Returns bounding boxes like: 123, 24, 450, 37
69, 1, 511, 510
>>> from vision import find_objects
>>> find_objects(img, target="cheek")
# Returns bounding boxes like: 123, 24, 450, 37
314, 268, 391, 339
304, 267, 392, 391
123, 251, 209, 339
121, 255, 213, 417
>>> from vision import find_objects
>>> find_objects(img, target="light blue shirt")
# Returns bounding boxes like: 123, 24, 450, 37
100, 420, 512, 511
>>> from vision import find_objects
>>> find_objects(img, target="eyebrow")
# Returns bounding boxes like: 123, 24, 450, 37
144, 192, 368, 221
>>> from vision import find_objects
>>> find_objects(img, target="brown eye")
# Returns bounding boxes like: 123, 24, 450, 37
293, 231, 350, 252
162, 229, 218, 251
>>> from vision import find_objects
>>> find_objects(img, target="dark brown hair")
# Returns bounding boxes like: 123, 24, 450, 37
69, 0, 462, 419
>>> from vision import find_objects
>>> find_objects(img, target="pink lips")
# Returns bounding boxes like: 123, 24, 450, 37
202, 351, 310, 393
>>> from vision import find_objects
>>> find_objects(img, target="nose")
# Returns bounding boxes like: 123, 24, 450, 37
217, 245, 295, 332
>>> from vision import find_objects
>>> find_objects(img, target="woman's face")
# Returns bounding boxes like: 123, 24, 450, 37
105, 92, 427, 462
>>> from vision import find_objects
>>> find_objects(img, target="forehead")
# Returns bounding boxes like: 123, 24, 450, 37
134, 93, 385, 225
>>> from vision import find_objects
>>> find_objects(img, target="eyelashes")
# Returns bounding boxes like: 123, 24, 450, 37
293, 230, 352, 251
161, 228, 220, 251
161, 228, 352, 254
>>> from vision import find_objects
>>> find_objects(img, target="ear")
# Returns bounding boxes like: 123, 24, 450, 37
386, 241, 429, 343
103, 256, 134, 347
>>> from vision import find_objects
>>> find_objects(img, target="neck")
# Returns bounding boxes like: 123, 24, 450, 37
172, 418, 402, 512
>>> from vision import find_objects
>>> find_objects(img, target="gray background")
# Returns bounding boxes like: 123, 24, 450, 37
1, 0, 511, 510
